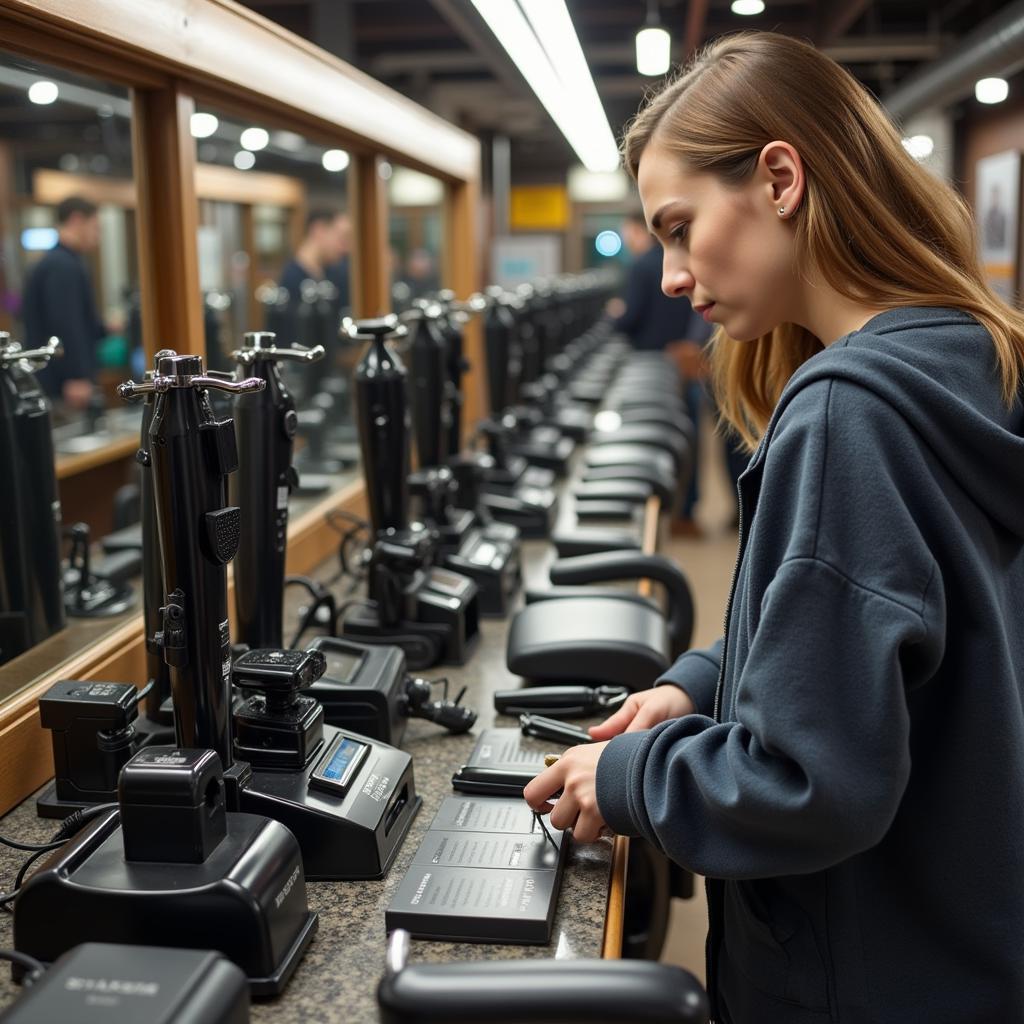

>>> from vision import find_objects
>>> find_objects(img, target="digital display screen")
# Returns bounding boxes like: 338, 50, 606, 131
322, 737, 365, 781
324, 649, 362, 684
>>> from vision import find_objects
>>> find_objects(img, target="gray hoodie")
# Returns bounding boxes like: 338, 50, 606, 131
596, 307, 1024, 1023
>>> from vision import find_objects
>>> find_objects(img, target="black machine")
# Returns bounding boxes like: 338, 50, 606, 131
0, 943, 250, 1024
14, 747, 318, 995
230, 331, 325, 649
0, 333, 64, 666
403, 301, 521, 617
338, 316, 480, 669
108, 353, 420, 880
302, 635, 476, 745
61, 522, 136, 619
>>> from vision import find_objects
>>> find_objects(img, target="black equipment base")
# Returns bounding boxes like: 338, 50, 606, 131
239, 723, 421, 881
13, 809, 318, 996
441, 526, 521, 618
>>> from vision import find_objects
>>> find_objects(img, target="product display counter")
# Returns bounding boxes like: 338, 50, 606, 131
0, 516, 652, 1020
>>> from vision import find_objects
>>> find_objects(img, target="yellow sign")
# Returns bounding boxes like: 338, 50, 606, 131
510, 185, 570, 230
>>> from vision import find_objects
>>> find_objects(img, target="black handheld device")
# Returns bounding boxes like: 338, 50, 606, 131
518, 713, 593, 747
493, 684, 629, 718
231, 332, 325, 649
450, 765, 539, 797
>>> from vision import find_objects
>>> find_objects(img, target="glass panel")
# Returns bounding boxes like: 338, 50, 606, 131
387, 163, 446, 310
0, 51, 144, 698
189, 106, 360, 472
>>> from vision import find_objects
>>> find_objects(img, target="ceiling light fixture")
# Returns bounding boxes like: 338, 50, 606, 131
28, 80, 58, 105
190, 112, 219, 138
901, 134, 934, 160
731, 0, 766, 14
322, 149, 350, 172
472, 0, 620, 173
975, 77, 1009, 104
635, 1, 671, 77
240, 127, 269, 151
233, 150, 255, 170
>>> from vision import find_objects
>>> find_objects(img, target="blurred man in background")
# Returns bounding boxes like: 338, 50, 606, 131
23, 195, 104, 409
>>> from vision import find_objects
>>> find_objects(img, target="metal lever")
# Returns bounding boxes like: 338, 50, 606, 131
0, 333, 63, 367
232, 331, 326, 365
118, 374, 266, 401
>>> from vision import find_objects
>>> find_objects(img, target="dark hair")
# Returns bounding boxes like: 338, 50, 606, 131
304, 207, 346, 234
56, 195, 97, 224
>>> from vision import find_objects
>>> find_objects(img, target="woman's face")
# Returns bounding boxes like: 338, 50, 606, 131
636, 140, 801, 341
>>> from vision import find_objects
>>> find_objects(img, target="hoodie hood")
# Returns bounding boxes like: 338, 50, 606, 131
769, 306, 1024, 539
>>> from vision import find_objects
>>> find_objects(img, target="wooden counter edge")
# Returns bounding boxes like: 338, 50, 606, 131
0, 475, 367, 817
602, 493, 663, 958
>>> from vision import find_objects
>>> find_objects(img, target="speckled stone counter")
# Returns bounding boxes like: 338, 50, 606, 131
0, 527, 642, 1023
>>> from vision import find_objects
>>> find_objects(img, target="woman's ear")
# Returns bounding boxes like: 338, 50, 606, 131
759, 141, 804, 217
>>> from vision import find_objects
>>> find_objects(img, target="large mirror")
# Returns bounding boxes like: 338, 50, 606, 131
387, 163, 447, 310
0, 50, 146, 696
189, 106, 360, 479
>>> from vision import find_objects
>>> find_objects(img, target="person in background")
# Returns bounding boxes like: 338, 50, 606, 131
613, 209, 712, 536
275, 207, 351, 352
23, 195, 105, 410
279, 207, 351, 307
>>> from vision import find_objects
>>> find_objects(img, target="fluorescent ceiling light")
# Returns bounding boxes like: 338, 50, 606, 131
240, 127, 269, 151
568, 166, 629, 202
731, 0, 765, 14
28, 80, 58, 105
975, 77, 1008, 104
190, 112, 219, 138
901, 134, 934, 160
473, 0, 620, 173
233, 150, 255, 170
322, 148, 350, 172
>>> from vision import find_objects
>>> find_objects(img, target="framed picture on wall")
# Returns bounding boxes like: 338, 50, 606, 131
975, 149, 1021, 302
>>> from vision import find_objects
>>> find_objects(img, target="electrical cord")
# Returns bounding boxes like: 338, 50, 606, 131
0, 949, 45, 986
0, 804, 118, 911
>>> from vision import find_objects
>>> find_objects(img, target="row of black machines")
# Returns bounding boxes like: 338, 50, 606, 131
0, 272, 708, 1024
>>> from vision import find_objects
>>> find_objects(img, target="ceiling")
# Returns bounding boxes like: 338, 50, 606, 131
241, 0, 1018, 179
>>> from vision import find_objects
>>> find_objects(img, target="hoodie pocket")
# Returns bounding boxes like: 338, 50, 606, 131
723, 878, 833, 1013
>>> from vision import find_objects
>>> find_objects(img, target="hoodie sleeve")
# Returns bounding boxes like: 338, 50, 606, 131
653, 638, 723, 718
596, 378, 946, 878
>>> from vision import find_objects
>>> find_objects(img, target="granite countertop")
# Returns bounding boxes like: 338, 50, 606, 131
0, 529, 636, 1023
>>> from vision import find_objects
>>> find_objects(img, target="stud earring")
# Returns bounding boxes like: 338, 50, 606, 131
778, 206, 786, 215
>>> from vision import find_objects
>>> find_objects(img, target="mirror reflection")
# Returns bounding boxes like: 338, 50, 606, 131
387, 164, 447, 310
191, 110, 359, 467
0, 51, 142, 449
0, 51, 145, 685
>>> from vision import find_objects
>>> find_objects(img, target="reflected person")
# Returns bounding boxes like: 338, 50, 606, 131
22, 195, 105, 410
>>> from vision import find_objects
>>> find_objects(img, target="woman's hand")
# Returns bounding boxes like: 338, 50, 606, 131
587, 686, 695, 741
523, 741, 610, 843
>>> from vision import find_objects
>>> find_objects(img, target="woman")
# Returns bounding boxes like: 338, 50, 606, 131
524, 32, 1024, 1024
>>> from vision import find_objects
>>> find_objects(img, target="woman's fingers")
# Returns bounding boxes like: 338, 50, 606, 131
588, 695, 642, 739
523, 760, 565, 811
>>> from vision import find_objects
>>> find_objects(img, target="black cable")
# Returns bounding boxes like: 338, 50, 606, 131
0, 804, 117, 911
0, 949, 45, 986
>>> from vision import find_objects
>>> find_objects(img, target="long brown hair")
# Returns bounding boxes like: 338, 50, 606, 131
623, 32, 1024, 450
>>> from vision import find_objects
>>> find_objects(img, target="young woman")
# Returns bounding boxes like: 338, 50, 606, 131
524, 32, 1024, 1024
